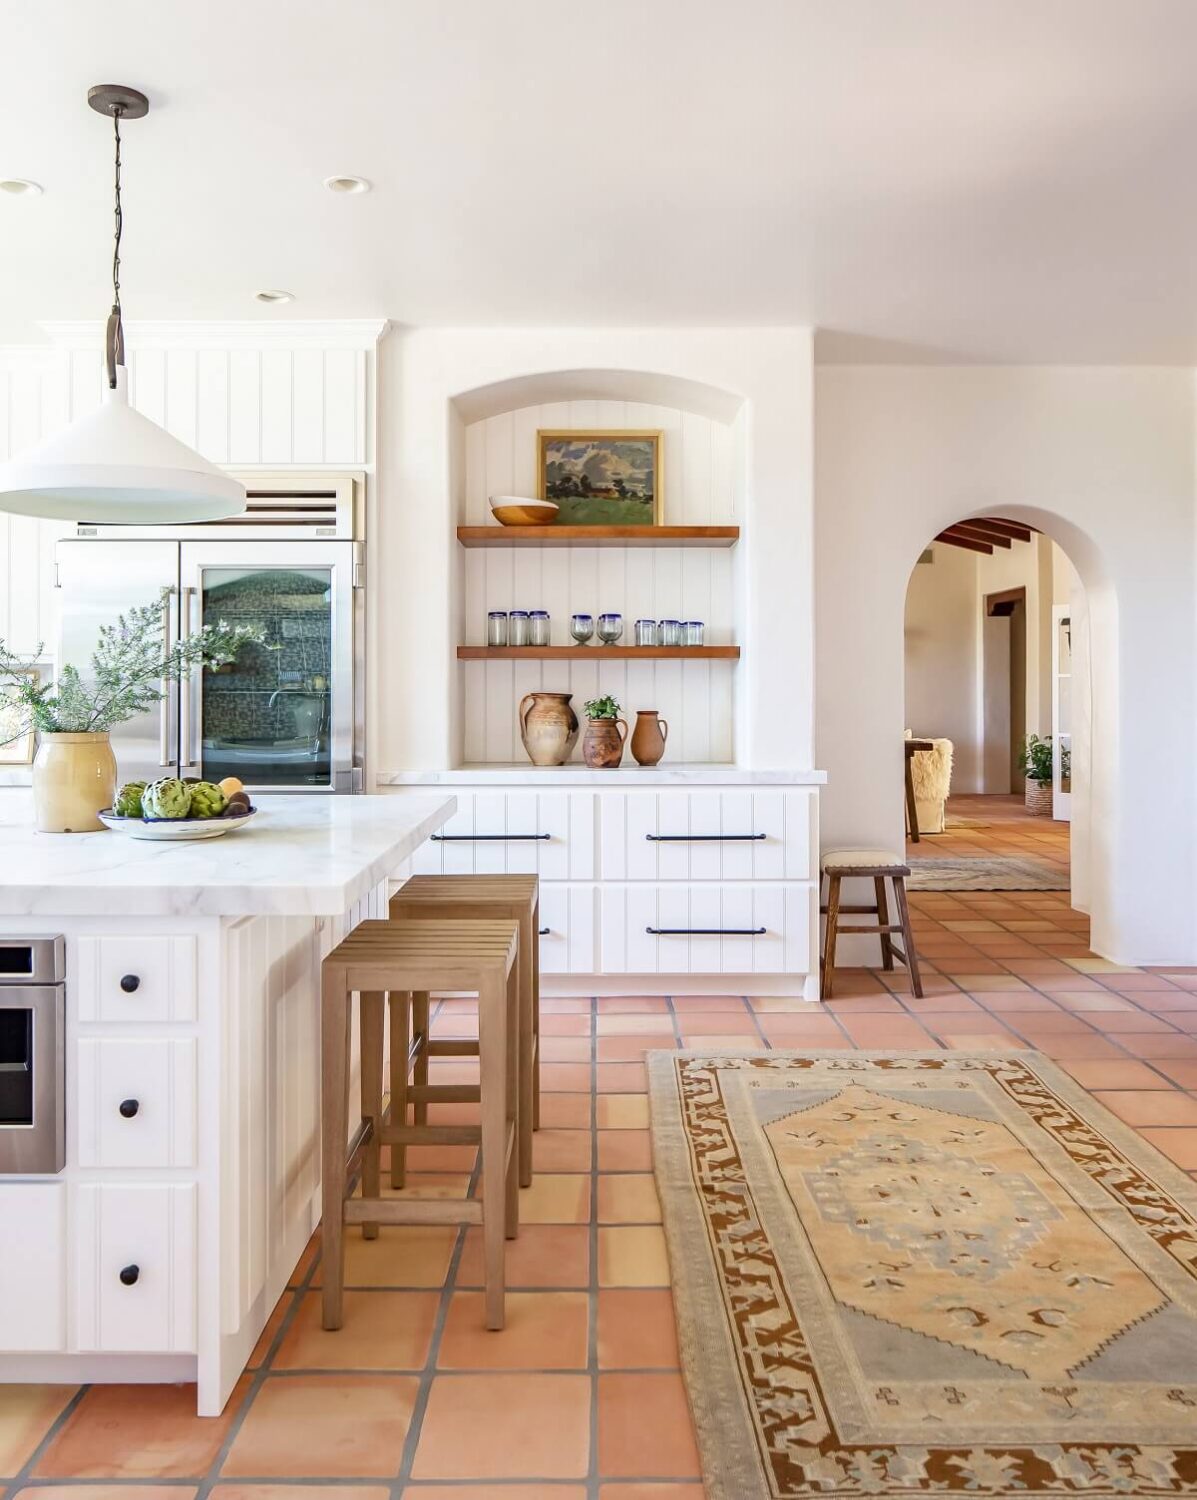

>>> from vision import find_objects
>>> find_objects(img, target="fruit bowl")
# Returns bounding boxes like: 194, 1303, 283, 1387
98, 807, 258, 841
489, 496, 559, 527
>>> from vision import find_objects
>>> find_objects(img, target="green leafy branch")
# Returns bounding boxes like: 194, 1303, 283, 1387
584, 695, 622, 720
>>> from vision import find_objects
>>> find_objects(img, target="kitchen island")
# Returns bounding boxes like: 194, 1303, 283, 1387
0, 791, 455, 1415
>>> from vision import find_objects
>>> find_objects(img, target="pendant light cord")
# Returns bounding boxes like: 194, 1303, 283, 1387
105, 105, 126, 388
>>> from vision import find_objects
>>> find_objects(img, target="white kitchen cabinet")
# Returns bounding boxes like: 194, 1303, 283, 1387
599, 790, 815, 882
538, 884, 598, 975
0, 1184, 66, 1350
600, 881, 814, 975
72, 1183, 197, 1353
75, 1038, 197, 1169
411, 791, 595, 879
75, 935, 198, 1023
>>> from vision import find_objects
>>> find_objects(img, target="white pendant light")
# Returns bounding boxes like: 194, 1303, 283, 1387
0, 85, 245, 524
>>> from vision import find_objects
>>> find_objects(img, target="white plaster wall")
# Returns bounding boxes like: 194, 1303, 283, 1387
903, 544, 981, 792
375, 327, 814, 774
816, 365, 1196, 965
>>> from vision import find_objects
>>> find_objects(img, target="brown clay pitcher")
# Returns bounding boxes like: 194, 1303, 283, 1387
582, 714, 628, 769
630, 710, 669, 767
518, 692, 580, 766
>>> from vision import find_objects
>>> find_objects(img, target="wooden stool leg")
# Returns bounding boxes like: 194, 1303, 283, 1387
905, 754, 921, 843
388, 991, 411, 1189
893, 876, 924, 998
874, 878, 895, 971
478, 973, 508, 1331
517, 917, 534, 1187
411, 991, 431, 1127
506, 961, 522, 1234
320, 971, 351, 1331
359, 991, 385, 1240
821, 873, 842, 1000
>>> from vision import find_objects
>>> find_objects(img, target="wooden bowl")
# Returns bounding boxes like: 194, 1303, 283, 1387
490, 498, 559, 527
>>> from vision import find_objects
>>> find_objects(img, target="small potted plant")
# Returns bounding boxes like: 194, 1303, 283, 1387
582, 695, 628, 769
1018, 732, 1067, 817
0, 595, 261, 833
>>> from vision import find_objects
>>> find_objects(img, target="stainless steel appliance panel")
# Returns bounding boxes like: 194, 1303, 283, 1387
0, 936, 65, 1176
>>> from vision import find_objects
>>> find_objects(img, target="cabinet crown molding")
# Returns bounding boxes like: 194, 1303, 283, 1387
37, 319, 390, 351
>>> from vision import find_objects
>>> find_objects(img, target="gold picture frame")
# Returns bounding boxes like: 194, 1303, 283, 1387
0, 666, 39, 766
537, 429, 663, 527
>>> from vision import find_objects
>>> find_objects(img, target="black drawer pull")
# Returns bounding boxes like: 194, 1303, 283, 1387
119, 974, 140, 993
118, 1098, 140, 1118
431, 833, 551, 842
646, 926, 767, 936
646, 833, 766, 842
538, 927, 550, 936
119, 1264, 140, 1286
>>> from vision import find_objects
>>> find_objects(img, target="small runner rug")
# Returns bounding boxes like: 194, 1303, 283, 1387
907, 855, 1068, 890
648, 1049, 1197, 1499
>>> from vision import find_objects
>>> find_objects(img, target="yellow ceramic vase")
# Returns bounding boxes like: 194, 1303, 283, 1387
32, 732, 117, 833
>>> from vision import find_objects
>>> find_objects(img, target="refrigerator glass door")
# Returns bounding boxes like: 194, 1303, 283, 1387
55, 541, 180, 787
179, 542, 354, 791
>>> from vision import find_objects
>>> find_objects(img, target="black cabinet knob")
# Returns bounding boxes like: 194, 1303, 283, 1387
119, 1264, 140, 1286
118, 1098, 140, 1118
119, 974, 140, 993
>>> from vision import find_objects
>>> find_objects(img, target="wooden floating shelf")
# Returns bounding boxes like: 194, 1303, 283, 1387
457, 645, 741, 661
456, 525, 740, 548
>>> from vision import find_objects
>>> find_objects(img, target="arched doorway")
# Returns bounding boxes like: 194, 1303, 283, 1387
903, 516, 1087, 904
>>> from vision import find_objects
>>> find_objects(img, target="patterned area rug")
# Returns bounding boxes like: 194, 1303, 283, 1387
907, 856, 1068, 890
648, 1050, 1197, 1498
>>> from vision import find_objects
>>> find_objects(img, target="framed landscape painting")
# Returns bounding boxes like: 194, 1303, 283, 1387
537, 430, 662, 526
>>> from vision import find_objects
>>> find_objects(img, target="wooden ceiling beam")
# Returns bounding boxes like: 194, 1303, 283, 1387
935, 528, 993, 554
967, 518, 1034, 543
950, 522, 1012, 547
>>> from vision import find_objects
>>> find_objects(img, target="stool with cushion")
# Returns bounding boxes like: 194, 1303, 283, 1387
819, 849, 923, 1000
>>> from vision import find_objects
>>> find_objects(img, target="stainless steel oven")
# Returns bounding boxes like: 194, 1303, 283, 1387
0, 937, 65, 1175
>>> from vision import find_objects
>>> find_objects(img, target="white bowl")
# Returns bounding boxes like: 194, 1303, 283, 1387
98, 808, 258, 841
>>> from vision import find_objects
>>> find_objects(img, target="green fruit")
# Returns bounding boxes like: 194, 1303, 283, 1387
142, 777, 193, 820
114, 780, 147, 818
188, 781, 228, 819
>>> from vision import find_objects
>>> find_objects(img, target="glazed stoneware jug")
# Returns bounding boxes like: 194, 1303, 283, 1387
630, 710, 669, 767
32, 731, 117, 833
582, 714, 628, 769
518, 692, 580, 766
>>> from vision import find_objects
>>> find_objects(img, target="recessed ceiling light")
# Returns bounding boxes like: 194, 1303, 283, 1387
0, 179, 43, 197
323, 174, 371, 195
254, 289, 295, 304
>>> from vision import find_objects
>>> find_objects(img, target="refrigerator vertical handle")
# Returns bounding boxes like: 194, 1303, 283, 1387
178, 586, 196, 769
160, 587, 176, 767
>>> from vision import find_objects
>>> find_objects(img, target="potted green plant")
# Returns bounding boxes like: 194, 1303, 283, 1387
1018, 732, 1067, 817
0, 596, 261, 833
582, 694, 629, 769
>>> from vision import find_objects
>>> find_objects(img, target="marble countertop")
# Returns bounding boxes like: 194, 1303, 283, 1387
0, 792, 455, 917
378, 763, 827, 787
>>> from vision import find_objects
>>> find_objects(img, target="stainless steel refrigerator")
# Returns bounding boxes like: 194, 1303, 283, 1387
56, 485, 365, 792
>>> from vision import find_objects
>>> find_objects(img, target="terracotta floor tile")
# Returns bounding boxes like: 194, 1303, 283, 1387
837, 1016, 935, 1047
673, 1012, 758, 1035
1153, 1059, 1197, 1088
602, 996, 672, 1013
597, 1173, 662, 1224
406, 1489, 586, 1500
1061, 1060, 1174, 1091
540, 1062, 593, 1092
598, 1226, 671, 1287
597, 1129, 654, 1171
596, 1486, 709, 1499
36, 1381, 249, 1479
597, 1014, 676, 1036
597, 1035, 676, 1061
1030, 1035, 1127, 1060
755, 1016, 844, 1042
597, 1373, 701, 1479
598, 1289, 680, 1368
597, 1062, 649, 1092
248, 1290, 294, 1367
412, 1374, 590, 1480
223, 1375, 417, 1478
821, 994, 905, 1013
212, 1489, 388, 1500
18, 1490, 196, 1500
539, 997, 592, 1014
1091, 1091, 1197, 1126
457, 1224, 590, 1289
597, 1093, 651, 1129
395, 1143, 478, 1173
541, 1037, 593, 1062
288, 1230, 320, 1286
272, 1290, 438, 1370
438, 1291, 589, 1370
538, 1093, 591, 1128
532, 1127, 594, 1172
312, 1226, 457, 1288
539, 1015, 591, 1036
518, 1173, 591, 1224
1138, 1128, 1197, 1169
1117, 1033, 1197, 1059
1051, 991, 1139, 1013
0, 1388, 78, 1477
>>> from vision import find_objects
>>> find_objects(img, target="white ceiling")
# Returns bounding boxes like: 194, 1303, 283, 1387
5, 0, 1197, 361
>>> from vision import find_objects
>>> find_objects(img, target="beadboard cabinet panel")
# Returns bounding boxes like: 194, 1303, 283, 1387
599, 789, 815, 882
599, 881, 814, 975
409, 790, 596, 879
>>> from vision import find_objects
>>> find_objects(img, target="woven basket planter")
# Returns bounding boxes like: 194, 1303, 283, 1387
1024, 777, 1054, 817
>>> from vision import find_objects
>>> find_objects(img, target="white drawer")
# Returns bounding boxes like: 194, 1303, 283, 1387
411, 791, 595, 879
538, 884, 598, 975
600, 882, 814, 975
73, 1183, 196, 1352
75, 936, 198, 1023
599, 790, 814, 882
76, 1038, 197, 1169
0, 1184, 66, 1350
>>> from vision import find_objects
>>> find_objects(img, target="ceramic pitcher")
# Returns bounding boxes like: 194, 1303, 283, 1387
518, 692, 580, 766
32, 731, 117, 833
582, 715, 628, 769
630, 710, 669, 766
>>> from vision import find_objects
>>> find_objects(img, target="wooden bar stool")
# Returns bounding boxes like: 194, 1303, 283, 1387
321, 918, 520, 1332
389, 875, 540, 1188
820, 849, 923, 1000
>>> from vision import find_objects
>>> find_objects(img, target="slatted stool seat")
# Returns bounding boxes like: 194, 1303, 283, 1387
389, 875, 540, 1188
820, 849, 923, 1000
321, 918, 520, 1332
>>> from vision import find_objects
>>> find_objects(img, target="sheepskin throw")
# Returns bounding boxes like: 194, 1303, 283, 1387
906, 734, 953, 834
